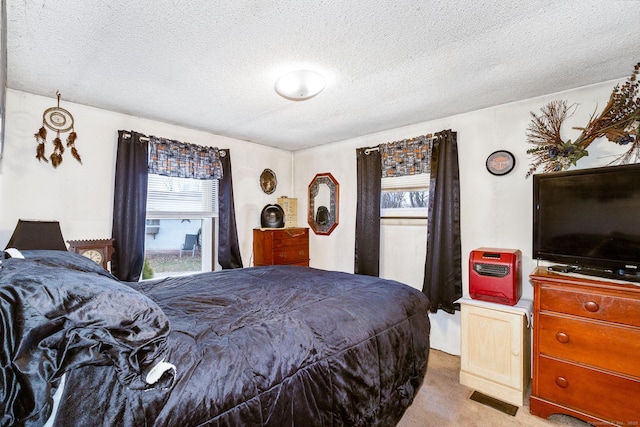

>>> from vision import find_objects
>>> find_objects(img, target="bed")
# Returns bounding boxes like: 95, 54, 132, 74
0, 250, 430, 427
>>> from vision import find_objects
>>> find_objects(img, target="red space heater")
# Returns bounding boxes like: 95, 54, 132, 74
469, 248, 522, 306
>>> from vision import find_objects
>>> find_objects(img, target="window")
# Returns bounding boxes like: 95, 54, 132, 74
143, 174, 218, 279
381, 174, 429, 218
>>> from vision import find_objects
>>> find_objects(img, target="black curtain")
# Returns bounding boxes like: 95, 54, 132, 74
354, 147, 382, 276
218, 149, 243, 269
112, 130, 149, 282
422, 130, 462, 313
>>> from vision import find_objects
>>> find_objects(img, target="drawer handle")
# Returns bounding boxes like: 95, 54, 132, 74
555, 376, 569, 388
584, 301, 599, 312
297, 250, 304, 256
555, 332, 569, 344
286, 230, 305, 238
279, 253, 287, 258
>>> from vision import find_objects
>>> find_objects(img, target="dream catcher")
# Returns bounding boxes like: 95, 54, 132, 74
34, 91, 81, 168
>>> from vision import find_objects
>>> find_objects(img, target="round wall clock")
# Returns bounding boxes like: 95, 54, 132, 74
486, 150, 516, 176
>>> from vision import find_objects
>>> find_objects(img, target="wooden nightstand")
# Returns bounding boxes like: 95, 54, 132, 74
67, 239, 115, 271
459, 297, 532, 406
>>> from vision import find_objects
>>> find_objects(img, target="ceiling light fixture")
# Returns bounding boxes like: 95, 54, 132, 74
275, 69, 325, 101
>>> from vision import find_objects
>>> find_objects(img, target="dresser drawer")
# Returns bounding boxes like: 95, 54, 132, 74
538, 313, 640, 377
272, 247, 309, 265
537, 355, 640, 423
271, 229, 309, 248
539, 286, 640, 327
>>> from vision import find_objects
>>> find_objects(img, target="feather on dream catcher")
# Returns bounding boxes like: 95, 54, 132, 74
34, 91, 81, 167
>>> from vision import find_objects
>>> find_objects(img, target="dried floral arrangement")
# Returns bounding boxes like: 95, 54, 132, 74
34, 92, 82, 168
525, 62, 640, 178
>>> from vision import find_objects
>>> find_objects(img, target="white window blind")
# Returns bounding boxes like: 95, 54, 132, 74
381, 173, 429, 191
146, 174, 218, 218
381, 173, 429, 218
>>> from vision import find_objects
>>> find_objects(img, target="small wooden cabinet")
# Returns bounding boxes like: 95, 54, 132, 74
530, 267, 640, 426
459, 297, 532, 406
253, 227, 309, 267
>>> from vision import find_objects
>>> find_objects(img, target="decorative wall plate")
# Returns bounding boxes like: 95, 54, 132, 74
260, 168, 277, 194
486, 150, 516, 176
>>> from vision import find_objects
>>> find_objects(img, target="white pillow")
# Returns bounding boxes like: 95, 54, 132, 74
5, 248, 25, 259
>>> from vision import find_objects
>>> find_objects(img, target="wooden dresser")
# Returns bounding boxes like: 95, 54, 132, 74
253, 227, 309, 267
530, 267, 640, 426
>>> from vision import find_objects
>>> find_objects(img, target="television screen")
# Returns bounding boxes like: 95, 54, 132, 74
533, 163, 640, 282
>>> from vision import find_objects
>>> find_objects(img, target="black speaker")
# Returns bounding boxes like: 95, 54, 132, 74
260, 204, 285, 228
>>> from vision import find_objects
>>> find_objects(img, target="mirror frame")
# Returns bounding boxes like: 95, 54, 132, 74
308, 172, 339, 235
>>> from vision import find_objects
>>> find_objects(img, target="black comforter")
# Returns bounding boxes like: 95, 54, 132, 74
1, 250, 430, 427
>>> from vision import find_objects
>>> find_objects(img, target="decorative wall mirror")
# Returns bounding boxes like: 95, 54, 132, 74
308, 172, 339, 235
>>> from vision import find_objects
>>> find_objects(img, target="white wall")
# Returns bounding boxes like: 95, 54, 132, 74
1, 80, 630, 355
293, 78, 629, 355
0, 89, 293, 266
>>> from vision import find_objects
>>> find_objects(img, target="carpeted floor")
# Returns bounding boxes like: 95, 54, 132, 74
398, 349, 592, 427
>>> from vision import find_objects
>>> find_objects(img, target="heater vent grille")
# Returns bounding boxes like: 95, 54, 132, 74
473, 263, 510, 278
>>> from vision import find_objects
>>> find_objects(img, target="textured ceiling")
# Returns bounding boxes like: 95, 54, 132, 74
7, 1, 640, 151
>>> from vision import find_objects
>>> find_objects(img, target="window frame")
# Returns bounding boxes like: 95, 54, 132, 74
144, 174, 219, 275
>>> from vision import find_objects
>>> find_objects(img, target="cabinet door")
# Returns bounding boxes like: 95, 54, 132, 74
461, 304, 525, 390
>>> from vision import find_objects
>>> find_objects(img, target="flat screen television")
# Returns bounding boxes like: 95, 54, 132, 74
533, 162, 640, 282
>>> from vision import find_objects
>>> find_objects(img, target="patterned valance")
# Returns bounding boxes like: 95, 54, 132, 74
148, 136, 223, 180
380, 134, 433, 177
